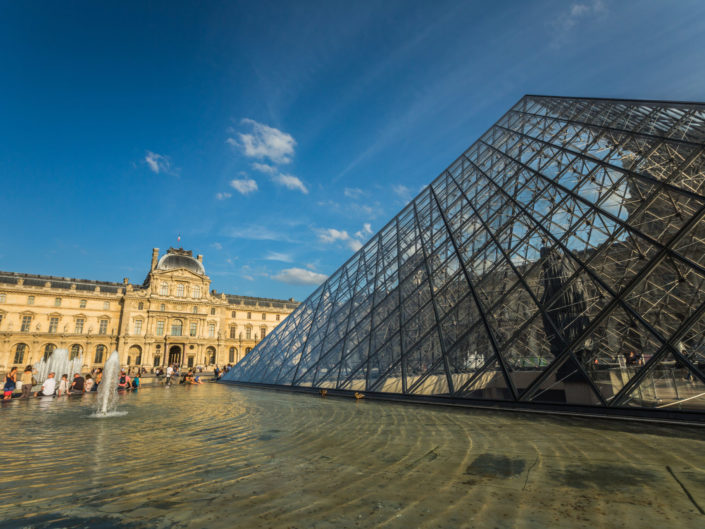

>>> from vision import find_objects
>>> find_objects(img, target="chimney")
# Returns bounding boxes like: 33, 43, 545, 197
151, 248, 159, 270
123, 277, 129, 285
197, 254, 203, 263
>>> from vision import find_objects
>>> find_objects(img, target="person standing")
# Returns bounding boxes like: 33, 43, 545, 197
94, 368, 102, 392
36, 372, 56, 397
20, 366, 35, 399
84, 374, 94, 392
3, 367, 17, 400
166, 364, 173, 386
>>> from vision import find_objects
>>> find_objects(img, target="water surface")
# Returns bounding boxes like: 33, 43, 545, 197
1, 384, 704, 528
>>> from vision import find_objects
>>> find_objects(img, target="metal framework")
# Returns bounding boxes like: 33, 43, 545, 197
223, 95, 705, 421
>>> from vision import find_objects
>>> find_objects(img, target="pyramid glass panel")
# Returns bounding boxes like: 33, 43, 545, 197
223, 96, 705, 420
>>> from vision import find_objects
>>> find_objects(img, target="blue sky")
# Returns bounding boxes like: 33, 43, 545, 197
1, 0, 704, 300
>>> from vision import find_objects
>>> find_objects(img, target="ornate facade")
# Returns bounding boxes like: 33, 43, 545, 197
0, 248, 299, 372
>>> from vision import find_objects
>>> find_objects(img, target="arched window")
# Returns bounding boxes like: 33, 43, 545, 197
129, 345, 142, 365
44, 343, 56, 360
160, 282, 168, 295
171, 319, 183, 336
70, 344, 82, 360
176, 284, 184, 297
229, 347, 237, 363
94, 345, 105, 363
13, 343, 27, 364
206, 346, 216, 365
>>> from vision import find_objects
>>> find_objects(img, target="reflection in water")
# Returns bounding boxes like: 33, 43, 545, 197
0, 384, 704, 529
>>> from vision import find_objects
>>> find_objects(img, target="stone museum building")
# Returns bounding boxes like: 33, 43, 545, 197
0, 247, 299, 372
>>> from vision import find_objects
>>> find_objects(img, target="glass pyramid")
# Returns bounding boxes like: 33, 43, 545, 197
223, 95, 705, 419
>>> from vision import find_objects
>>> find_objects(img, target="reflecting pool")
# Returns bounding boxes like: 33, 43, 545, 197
1, 384, 704, 528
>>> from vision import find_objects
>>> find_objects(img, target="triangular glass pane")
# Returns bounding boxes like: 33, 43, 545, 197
621, 352, 705, 411
528, 355, 603, 405
455, 358, 513, 401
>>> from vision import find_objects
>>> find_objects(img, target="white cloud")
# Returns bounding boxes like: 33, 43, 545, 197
215, 192, 232, 200
229, 178, 258, 195
224, 225, 292, 242
265, 251, 293, 263
272, 173, 308, 194
318, 228, 351, 244
344, 187, 364, 199
348, 240, 363, 252
354, 223, 373, 239
212, 242, 223, 250
551, 0, 606, 46
229, 118, 296, 164
252, 162, 278, 174
273, 267, 328, 285
392, 184, 413, 203
144, 151, 173, 175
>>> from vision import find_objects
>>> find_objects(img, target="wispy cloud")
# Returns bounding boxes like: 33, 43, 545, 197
273, 267, 328, 285
354, 223, 373, 240
228, 118, 296, 164
344, 187, 364, 199
551, 0, 607, 46
224, 225, 293, 242
215, 192, 232, 200
392, 184, 413, 204
252, 162, 278, 174
229, 178, 258, 195
144, 151, 174, 175
212, 242, 223, 250
264, 251, 293, 263
272, 173, 308, 194
317, 225, 371, 252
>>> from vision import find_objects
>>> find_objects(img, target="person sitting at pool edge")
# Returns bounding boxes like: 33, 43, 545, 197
70, 373, 85, 394
36, 372, 57, 397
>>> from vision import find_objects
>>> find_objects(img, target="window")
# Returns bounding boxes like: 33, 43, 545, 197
48, 317, 59, 333
55, 297, 62, 307
261, 326, 267, 339
160, 282, 168, 295
21, 315, 32, 332
208, 323, 215, 338
211, 308, 216, 315
276, 314, 280, 321
75, 319, 84, 334
177, 284, 184, 297
0, 293, 5, 303
44, 343, 56, 360
262, 313, 266, 320
190, 322, 197, 336
70, 344, 82, 360
247, 312, 251, 319
192, 306, 198, 314
80, 299, 87, 308
138, 302, 144, 310
193, 286, 201, 299
171, 319, 183, 336
231, 311, 236, 318
229, 347, 236, 363
245, 326, 251, 339
245, 347, 252, 354
0, 314, 3, 327
103, 301, 109, 310
134, 320, 143, 334
94, 345, 105, 363
156, 321, 165, 336
229, 326, 237, 339
160, 303, 165, 311
28, 295, 34, 305
99, 319, 108, 335
13, 343, 27, 364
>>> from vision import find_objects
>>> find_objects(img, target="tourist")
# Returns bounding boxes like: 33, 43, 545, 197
70, 373, 85, 394
36, 372, 56, 397
94, 368, 102, 391
20, 365, 35, 399
57, 374, 69, 396
193, 373, 204, 384
166, 364, 173, 386
131, 373, 140, 390
84, 374, 95, 392
118, 370, 129, 390
3, 367, 17, 400
214, 365, 220, 380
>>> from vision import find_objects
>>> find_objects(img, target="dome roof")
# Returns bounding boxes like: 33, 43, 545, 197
156, 252, 205, 275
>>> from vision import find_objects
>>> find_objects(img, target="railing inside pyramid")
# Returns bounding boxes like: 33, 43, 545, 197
222, 96, 705, 422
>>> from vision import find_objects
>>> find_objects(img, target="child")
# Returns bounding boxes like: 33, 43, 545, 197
57, 374, 69, 396
131, 373, 140, 390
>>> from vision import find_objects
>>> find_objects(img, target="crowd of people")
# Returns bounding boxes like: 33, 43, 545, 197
2, 363, 233, 400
